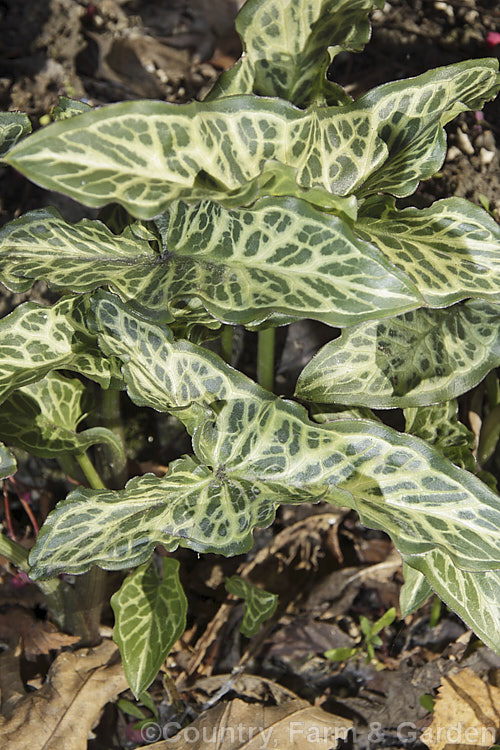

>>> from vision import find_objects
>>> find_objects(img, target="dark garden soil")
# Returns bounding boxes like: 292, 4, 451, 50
1, 2, 500, 749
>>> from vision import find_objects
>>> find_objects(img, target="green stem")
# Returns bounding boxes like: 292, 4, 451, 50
485, 370, 500, 409
72, 450, 107, 645
75, 451, 106, 490
98, 388, 128, 489
477, 403, 500, 466
221, 325, 234, 365
0, 534, 29, 571
257, 327, 275, 392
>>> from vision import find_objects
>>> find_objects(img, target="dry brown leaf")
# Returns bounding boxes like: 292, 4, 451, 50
423, 668, 500, 750
138, 697, 352, 749
0, 606, 79, 658
0, 639, 128, 750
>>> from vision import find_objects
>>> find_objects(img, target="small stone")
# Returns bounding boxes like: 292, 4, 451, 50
446, 146, 461, 162
434, 1, 454, 21
456, 129, 475, 155
480, 147, 495, 165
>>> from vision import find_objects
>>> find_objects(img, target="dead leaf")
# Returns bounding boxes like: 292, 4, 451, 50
138, 697, 353, 749
0, 639, 128, 750
0, 606, 79, 659
423, 668, 500, 750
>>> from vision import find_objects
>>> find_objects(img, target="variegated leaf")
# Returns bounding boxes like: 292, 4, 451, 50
0, 443, 17, 478
0, 112, 31, 156
0, 201, 422, 327
3, 61, 497, 216
209, 0, 383, 106
0, 295, 122, 403
111, 558, 187, 697
52, 96, 93, 121
295, 300, 500, 408
225, 575, 278, 637
356, 197, 500, 307
28, 293, 500, 580
28, 455, 287, 572
0, 372, 125, 459
193, 396, 500, 571
399, 562, 432, 617
403, 550, 500, 653
356, 60, 500, 198
404, 400, 476, 472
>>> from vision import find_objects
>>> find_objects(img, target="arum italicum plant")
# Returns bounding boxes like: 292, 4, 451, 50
0, 0, 500, 695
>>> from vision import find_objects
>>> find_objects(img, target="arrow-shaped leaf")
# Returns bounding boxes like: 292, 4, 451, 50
0, 372, 125, 459
403, 550, 500, 653
209, 0, 383, 106
356, 197, 500, 307
29, 295, 500, 578
0, 200, 421, 327
3, 61, 497, 216
295, 300, 500, 408
0, 294, 122, 403
399, 562, 432, 617
225, 575, 278, 637
111, 558, 187, 696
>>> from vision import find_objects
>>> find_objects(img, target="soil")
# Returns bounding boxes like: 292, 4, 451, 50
1, 2, 500, 749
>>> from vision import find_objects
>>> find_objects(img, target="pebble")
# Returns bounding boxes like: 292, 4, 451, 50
446, 145, 461, 162
456, 129, 475, 155
434, 1, 454, 21
480, 147, 495, 166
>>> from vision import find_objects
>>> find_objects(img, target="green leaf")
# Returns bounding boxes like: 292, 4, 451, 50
310, 403, 379, 423
3, 61, 497, 216
89, 290, 270, 433
405, 400, 476, 472
0, 112, 31, 156
400, 562, 432, 616
52, 97, 93, 121
0, 372, 125, 459
324, 646, 359, 661
225, 575, 278, 636
355, 61, 500, 198
111, 558, 187, 697
0, 294, 122, 403
0, 200, 422, 327
208, 0, 383, 107
295, 300, 500, 408
29, 295, 500, 582
0, 443, 17, 478
403, 550, 500, 654
370, 607, 396, 635
356, 198, 500, 307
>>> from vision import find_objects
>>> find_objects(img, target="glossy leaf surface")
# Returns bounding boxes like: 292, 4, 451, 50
209, 0, 383, 106
28, 295, 500, 580
356, 198, 500, 307
111, 558, 187, 697
404, 550, 500, 653
0, 295, 122, 404
405, 400, 476, 472
0, 201, 420, 327
4, 61, 498, 216
399, 562, 432, 617
0, 372, 124, 459
295, 300, 500, 408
